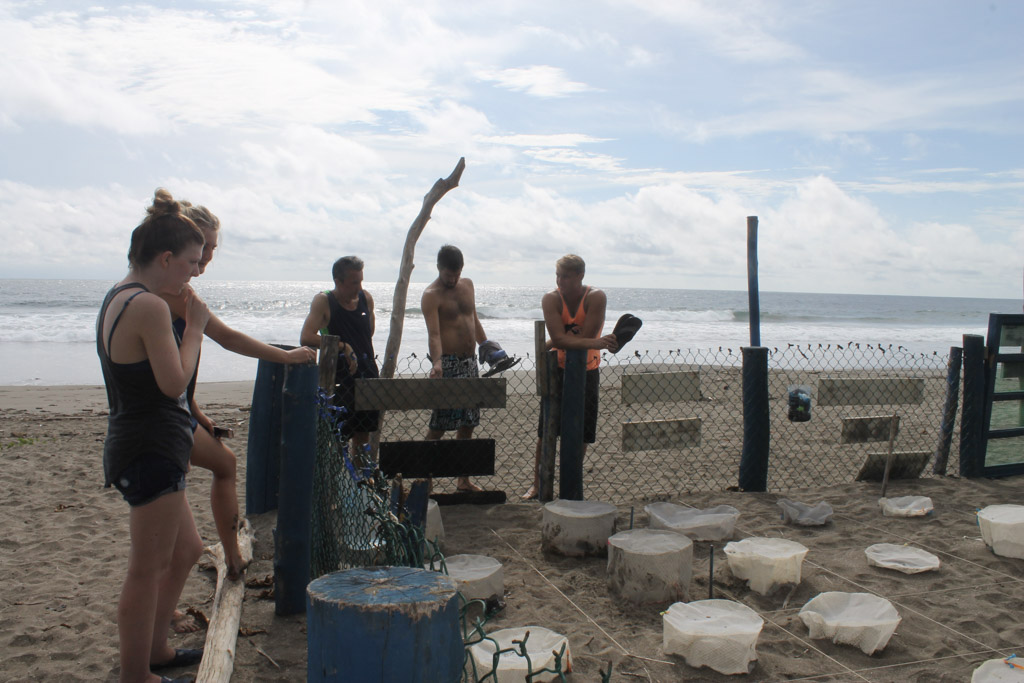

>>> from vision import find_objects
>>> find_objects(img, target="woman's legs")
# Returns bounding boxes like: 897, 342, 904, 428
190, 427, 245, 579
119, 490, 202, 683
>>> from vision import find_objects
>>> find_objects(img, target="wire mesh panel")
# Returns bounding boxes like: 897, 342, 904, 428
318, 345, 956, 507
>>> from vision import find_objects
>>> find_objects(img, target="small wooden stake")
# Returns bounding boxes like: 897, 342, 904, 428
879, 414, 900, 498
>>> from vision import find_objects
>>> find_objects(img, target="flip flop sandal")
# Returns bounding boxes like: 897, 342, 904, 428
482, 356, 521, 377
611, 313, 643, 353
152, 648, 204, 671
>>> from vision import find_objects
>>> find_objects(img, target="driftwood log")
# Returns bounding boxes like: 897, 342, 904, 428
379, 157, 466, 380
195, 519, 256, 683
369, 158, 466, 455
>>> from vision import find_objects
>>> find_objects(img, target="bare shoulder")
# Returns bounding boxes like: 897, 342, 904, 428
540, 289, 560, 310
129, 291, 172, 326
421, 281, 441, 303
363, 289, 374, 307
585, 287, 607, 309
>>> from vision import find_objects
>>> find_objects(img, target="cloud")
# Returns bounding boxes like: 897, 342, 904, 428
476, 65, 594, 97
616, 0, 805, 63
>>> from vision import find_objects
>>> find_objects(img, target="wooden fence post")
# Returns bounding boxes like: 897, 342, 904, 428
932, 345, 962, 475
739, 346, 769, 492
274, 363, 319, 615
559, 349, 586, 500
959, 334, 986, 477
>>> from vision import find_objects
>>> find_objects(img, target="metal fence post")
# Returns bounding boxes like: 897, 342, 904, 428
959, 334, 986, 478
560, 349, 586, 500
739, 346, 770, 491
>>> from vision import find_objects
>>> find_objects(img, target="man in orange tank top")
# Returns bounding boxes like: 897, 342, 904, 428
524, 254, 618, 499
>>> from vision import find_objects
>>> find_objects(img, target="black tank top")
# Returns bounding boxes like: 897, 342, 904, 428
97, 283, 193, 487
322, 290, 379, 382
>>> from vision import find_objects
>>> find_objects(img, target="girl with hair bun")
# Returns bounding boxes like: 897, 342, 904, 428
97, 189, 209, 682
162, 200, 315, 632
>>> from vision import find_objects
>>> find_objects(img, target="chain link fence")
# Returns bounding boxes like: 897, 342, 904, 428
360, 344, 956, 505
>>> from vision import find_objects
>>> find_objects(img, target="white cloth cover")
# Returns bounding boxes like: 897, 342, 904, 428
724, 537, 808, 595
468, 626, 570, 683
978, 504, 1024, 560
645, 502, 740, 541
798, 592, 900, 655
864, 543, 940, 574
542, 499, 617, 556
972, 657, 1024, 682
663, 599, 763, 675
607, 529, 693, 604
878, 496, 933, 517
777, 499, 833, 526
425, 499, 445, 547
444, 554, 503, 601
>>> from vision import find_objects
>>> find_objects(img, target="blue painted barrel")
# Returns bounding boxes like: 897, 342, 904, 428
307, 566, 463, 683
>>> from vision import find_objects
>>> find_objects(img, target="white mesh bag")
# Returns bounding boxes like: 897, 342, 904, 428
798, 592, 900, 654
978, 504, 1024, 560
724, 538, 808, 595
444, 554, 503, 601
663, 599, 763, 675
607, 528, 693, 604
646, 503, 740, 541
864, 543, 940, 574
777, 499, 833, 526
468, 626, 570, 683
425, 499, 445, 547
971, 657, 1024, 682
542, 499, 617, 556
878, 496, 933, 517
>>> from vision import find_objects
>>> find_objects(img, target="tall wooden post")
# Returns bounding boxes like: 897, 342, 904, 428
959, 334, 986, 477
747, 216, 761, 347
245, 345, 290, 515
536, 321, 559, 502
739, 346, 769, 492
932, 346, 962, 475
275, 363, 319, 615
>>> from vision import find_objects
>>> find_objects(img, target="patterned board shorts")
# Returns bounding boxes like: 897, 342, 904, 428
429, 354, 481, 432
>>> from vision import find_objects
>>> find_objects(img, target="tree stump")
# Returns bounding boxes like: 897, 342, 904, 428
306, 566, 462, 682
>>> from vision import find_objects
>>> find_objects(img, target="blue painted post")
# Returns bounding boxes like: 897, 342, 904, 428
560, 348, 586, 500
307, 567, 463, 683
959, 334, 986, 478
274, 362, 319, 616
747, 216, 761, 347
739, 346, 770, 492
246, 354, 287, 514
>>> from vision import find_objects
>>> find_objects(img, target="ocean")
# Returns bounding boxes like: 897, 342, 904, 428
0, 279, 1019, 386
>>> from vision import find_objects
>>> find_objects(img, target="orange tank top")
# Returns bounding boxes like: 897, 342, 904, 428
556, 286, 601, 371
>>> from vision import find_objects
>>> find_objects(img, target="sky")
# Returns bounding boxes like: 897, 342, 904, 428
0, 0, 1022, 299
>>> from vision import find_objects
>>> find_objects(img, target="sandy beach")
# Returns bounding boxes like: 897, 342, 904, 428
3, 380, 1023, 682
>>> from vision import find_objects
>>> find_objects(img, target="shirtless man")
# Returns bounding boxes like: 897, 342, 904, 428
421, 245, 490, 492
524, 253, 618, 499
300, 256, 380, 455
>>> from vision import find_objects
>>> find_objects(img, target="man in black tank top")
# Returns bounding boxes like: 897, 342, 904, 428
300, 256, 380, 455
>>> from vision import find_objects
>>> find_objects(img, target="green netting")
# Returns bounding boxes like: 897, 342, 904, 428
310, 388, 434, 577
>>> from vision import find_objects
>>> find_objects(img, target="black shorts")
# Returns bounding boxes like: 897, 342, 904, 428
537, 367, 599, 444
112, 457, 187, 507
